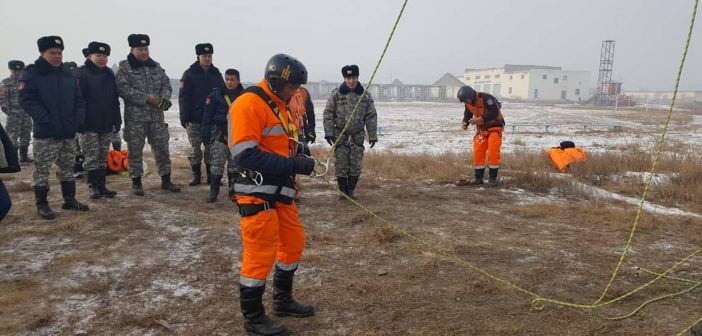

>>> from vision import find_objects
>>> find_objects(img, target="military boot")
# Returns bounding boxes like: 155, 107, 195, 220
87, 170, 102, 199
189, 164, 201, 186
488, 168, 499, 187
207, 175, 222, 203
240, 285, 289, 336
34, 186, 55, 220
469, 168, 485, 186
60, 181, 89, 211
19, 146, 34, 163
336, 176, 348, 200
161, 174, 181, 192
347, 176, 359, 199
132, 177, 145, 196
273, 267, 315, 318
97, 169, 117, 198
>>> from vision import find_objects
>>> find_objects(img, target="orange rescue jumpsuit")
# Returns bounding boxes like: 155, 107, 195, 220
464, 92, 505, 169
228, 80, 305, 287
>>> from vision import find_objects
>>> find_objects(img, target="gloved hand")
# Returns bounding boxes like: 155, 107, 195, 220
461, 122, 468, 130
469, 117, 483, 126
306, 130, 316, 144
292, 156, 315, 175
181, 120, 189, 129
369, 140, 377, 148
158, 99, 173, 111
147, 95, 161, 107
325, 136, 335, 146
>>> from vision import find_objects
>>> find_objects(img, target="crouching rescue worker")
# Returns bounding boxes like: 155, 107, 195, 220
228, 54, 316, 336
457, 85, 505, 186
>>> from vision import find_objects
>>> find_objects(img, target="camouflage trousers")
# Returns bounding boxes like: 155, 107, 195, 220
77, 132, 111, 171
32, 137, 76, 187
124, 120, 172, 178
186, 122, 211, 166
5, 112, 32, 148
208, 125, 236, 176
334, 139, 365, 177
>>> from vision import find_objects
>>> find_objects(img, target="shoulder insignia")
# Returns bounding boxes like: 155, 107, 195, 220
486, 98, 494, 106
17, 81, 25, 91
179, 80, 185, 89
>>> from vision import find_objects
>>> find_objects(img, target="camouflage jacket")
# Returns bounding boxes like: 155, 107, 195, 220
0, 77, 23, 115
323, 83, 377, 142
116, 54, 172, 123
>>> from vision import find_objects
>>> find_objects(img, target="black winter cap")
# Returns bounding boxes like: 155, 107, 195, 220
195, 43, 213, 55
341, 64, 359, 78
87, 41, 111, 56
37, 36, 64, 52
128, 34, 150, 47
8, 60, 24, 70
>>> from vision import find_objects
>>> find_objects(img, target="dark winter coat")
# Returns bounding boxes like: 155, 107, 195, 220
18, 57, 86, 139
178, 62, 224, 124
77, 59, 121, 134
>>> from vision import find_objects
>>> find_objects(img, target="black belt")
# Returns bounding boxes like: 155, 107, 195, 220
238, 201, 276, 217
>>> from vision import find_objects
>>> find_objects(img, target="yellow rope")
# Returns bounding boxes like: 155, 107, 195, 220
311, 0, 701, 329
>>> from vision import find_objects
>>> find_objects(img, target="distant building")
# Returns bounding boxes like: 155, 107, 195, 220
625, 91, 702, 105
433, 73, 466, 101
462, 64, 590, 101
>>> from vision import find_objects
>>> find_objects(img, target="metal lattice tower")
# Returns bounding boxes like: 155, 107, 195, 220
596, 40, 615, 105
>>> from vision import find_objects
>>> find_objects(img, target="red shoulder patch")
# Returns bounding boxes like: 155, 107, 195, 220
17, 81, 25, 91
179, 80, 185, 89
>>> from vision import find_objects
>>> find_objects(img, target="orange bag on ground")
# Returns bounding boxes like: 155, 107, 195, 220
107, 150, 129, 173
548, 147, 587, 172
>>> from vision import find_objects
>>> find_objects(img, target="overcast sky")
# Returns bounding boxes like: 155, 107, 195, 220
1, 0, 699, 91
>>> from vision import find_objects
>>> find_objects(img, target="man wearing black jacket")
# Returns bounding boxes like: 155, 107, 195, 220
19, 36, 89, 220
179, 43, 224, 187
77, 41, 121, 199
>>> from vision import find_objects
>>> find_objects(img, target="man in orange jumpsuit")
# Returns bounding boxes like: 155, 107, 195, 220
228, 54, 316, 336
458, 85, 505, 187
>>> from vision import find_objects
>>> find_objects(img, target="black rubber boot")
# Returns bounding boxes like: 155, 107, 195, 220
34, 186, 55, 220
273, 267, 315, 318
336, 176, 348, 200
347, 176, 359, 199
132, 177, 145, 196
98, 169, 117, 198
207, 175, 222, 203
161, 174, 181, 193
488, 168, 499, 187
19, 145, 34, 163
189, 164, 201, 186
470, 168, 485, 186
240, 285, 289, 336
87, 170, 102, 199
60, 181, 89, 211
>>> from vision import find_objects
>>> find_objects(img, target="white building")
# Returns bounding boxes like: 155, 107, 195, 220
462, 64, 590, 101
624, 91, 702, 105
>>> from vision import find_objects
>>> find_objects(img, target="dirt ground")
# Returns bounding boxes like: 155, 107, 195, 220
1, 152, 701, 336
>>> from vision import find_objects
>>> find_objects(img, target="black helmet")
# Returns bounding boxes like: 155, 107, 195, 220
264, 53, 307, 98
457, 85, 476, 103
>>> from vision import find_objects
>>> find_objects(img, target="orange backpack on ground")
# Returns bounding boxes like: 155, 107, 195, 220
548, 147, 587, 172
107, 150, 129, 173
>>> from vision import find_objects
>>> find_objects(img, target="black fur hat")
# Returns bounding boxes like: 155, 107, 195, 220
87, 42, 111, 56
128, 34, 150, 48
195, 43, 213, 55
37, 36, 64, 52
8, 60, 25, 70
341, 64, 359, 78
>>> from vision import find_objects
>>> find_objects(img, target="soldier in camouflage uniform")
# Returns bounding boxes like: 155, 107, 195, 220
19, 36, 89, 220
0, 60, 34, 163
116, 34, 180, 196
77, 41, 121, 199
201, 68, 243, 202
323, 65, 377, 199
